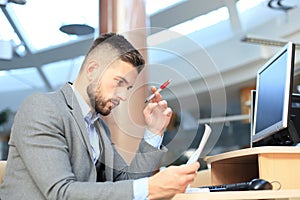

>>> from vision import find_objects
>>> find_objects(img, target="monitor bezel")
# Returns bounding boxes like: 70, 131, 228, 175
252, 42, 295, 143
250, 89, 256, 147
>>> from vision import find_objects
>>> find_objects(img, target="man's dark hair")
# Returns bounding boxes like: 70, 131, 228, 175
87, 33, 145, 73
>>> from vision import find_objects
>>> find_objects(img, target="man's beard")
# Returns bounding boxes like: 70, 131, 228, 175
87, 82, 111, 116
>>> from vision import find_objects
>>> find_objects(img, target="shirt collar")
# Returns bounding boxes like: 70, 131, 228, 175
70, 84, 97, 121
71, 85, 91, 117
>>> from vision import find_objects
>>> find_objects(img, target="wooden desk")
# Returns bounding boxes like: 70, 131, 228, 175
173, 190, 300, 200
206, 146, 300, 189
173, 147, 300, 199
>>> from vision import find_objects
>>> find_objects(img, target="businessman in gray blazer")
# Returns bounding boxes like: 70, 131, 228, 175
0, 33, 199, 200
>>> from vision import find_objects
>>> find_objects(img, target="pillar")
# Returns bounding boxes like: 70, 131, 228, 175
99, 0, 148, 163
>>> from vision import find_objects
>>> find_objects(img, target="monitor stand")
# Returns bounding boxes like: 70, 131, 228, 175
253, 120, 300, 147
251, 93, 300, 147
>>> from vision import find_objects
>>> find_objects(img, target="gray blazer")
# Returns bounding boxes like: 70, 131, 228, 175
0, 83, 167, 200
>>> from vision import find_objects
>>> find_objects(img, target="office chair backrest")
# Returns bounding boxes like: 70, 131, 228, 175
0, 160, 7, 184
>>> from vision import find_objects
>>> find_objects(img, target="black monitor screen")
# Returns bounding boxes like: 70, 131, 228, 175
252, 43, 295, 144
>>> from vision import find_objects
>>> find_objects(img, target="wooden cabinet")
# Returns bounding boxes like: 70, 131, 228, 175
206, 146, 300, 189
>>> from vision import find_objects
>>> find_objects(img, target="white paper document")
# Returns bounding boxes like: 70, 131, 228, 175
185, 124, 212, 193
186, 124, 212, 165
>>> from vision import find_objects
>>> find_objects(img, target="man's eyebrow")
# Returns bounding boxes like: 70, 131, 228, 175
116, 76, 129, 84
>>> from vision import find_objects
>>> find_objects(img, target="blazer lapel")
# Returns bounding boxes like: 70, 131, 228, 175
95, 119, 114, 181
60, 83, 95, 163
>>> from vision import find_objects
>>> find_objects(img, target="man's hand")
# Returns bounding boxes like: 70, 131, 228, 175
143, 86, 172, 136
148, 162, 200, 200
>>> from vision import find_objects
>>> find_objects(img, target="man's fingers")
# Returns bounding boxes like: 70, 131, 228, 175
151, 86, 156, 93
185, 173, 197, 182
158, 100, 168, 108
144, 102, 159, 114
163, 107, 172, 117
145, 100, 170, 113
181, 162, 200, 173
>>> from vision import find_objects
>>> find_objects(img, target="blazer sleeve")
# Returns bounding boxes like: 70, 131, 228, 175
99, 117, 168, 181
112, 136, 168, 181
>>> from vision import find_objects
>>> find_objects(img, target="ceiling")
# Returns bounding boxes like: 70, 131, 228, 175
1, 0, 300, 123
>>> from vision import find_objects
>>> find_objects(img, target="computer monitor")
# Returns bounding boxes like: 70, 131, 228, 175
250, 90, 256, 147
252, 42, 300, 146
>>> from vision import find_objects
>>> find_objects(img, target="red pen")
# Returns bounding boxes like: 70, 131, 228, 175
145, 79, 171, 103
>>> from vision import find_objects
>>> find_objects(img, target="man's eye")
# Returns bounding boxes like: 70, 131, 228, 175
116, 79, 124, 86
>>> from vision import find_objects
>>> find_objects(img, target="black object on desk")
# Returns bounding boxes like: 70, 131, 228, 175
199, 178, 273, 192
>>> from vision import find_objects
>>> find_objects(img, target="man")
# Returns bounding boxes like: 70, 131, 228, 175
0, 33, 199, 200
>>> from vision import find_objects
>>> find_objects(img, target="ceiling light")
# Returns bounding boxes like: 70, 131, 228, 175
10, 0, 26, 4
241, 35, 300, 49
59, 24, 95, 36
14, 43, 26, 57
0, 0, 26, 6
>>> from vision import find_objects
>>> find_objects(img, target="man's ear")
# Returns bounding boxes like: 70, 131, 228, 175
86, 61, 100, 81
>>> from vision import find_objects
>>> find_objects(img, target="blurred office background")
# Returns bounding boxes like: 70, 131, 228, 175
1, 0, 300, 165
